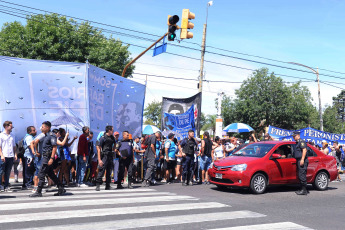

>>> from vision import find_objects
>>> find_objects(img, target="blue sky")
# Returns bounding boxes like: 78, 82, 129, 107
0, 0, 344, 115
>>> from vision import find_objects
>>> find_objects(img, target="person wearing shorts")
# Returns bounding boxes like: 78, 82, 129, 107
164, 133, 177, 183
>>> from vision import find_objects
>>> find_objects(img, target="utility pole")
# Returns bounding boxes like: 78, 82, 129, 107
199, 24, 206, 93
316, 67, 323, 131
215, 92, 224, 138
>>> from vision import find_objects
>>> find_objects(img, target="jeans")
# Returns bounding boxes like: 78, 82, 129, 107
113, 158, 119, 182
182, 155, 194, 183
77, 155, 89, 185
24, 157, 35, 187
4, 157, 14, 188
0, 161, 4, 186
144, 153, 156, 182
199, 155, 212, 171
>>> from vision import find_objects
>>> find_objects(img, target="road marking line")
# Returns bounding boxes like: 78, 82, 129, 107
208, 221, 313, 230
0, 192, 174, 203
0, 188, 155, 198
0, 195, 198, 211
0, 202, 228, 224
22, 211, 265, 230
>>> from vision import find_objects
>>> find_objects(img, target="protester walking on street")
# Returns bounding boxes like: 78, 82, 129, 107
77, 126, 89, 187
164, 133, 177, 184
292, 131, 308, 195
142, 131, 161, 187
30, 121, 65, 197
23, 126, 37, 190
116, 131, 134, 189
0, 121, 17, 192
200, 131, 213, 184
95, 126, 116, 191
179, 130, 198, 186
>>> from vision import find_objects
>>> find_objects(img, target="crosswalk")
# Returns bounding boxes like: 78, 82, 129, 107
0, 185, 313, 230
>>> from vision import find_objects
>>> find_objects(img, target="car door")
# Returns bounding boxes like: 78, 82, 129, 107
267, 144, 296, 184
306, 147, 319, 182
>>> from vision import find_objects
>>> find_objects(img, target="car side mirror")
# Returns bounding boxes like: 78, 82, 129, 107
271, 153, 282, 159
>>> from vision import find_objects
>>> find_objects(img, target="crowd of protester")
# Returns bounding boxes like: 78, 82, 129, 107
0, 120, 343, 196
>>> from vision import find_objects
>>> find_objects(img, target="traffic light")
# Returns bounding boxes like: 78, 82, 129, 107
180, 9, 195, 39
167, 15, 179, 41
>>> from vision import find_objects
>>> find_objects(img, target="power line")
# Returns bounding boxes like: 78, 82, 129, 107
1, 7, 345, 86
2, 0, 345, 78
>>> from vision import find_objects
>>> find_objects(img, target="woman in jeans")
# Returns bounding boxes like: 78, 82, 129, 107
58, 128, 78, 186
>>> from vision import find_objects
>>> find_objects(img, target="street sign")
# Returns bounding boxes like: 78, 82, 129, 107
153, 35, 167, 57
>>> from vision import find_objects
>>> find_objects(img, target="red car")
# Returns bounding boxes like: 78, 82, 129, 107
208, 141, 338, 194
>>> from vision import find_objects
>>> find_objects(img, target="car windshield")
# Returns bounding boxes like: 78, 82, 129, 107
232, 143, 275, 157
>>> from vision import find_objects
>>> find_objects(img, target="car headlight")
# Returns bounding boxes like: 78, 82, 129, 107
231, 164, 247, 171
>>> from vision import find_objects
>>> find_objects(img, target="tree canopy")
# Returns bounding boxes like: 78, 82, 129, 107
0, 13, 134, 77
219, 68, 320, 132
143, 100, 162, 128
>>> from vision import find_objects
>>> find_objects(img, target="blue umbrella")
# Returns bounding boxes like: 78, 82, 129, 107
142, 125, 161, 135
223, 123, 254, 133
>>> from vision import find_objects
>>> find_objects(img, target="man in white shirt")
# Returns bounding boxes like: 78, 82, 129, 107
0, 121, 17, 192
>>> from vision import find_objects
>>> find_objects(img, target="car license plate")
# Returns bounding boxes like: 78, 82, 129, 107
215, 173, 222, 179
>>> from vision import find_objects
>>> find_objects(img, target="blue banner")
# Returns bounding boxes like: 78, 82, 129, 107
268, 125, 345, 147
163, 105, 195, 140
0, 56, 145, 153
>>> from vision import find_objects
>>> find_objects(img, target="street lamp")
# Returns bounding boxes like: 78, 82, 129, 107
288, 62, 323, 131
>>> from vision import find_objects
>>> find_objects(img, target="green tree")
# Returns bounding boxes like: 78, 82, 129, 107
323, 105, 344, 133
201, 114, 217, 134
0, 14, 134, 77
219, 68, 318, 132
143, 100, 162, 128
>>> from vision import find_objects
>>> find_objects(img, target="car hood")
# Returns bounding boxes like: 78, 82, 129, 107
213, 156, 259, 167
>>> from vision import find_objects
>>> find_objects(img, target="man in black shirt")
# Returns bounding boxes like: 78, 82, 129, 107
30, 121, 65, 197
292, 131, 308, 195
179, 130, 198, 186
95, 126, 116, 191
116, 131, 134, 189
200, 131, 213, 184
142, 131, 161, 187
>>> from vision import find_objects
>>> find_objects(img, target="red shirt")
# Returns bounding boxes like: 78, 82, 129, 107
77, 133, 89, 157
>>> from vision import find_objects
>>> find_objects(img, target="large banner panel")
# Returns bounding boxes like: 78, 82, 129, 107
268, 125, 345, 147
0, 56, 145, 153
163, 105, 195, 140
161, 92, 201, 135
88, 65, 145, 140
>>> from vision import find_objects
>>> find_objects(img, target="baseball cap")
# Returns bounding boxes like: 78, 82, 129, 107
168, 133, 175, 139
292, 131, 300, 136
128, 134, 133, 140
114, 131, 119, 136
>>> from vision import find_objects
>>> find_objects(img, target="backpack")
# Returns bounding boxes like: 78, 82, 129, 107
17, 138, 26, 159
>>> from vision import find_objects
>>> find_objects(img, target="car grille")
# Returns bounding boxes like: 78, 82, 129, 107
213, 165, 233, 171
211, 177, 234, 184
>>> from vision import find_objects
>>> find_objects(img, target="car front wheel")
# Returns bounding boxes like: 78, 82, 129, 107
250, 173, 267, 194
313, 171, 329, 191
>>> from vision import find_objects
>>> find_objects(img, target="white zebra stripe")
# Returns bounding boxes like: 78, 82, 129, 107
0, 202, 228, 224
0, 195, 197, 211
22, 211, 266, 230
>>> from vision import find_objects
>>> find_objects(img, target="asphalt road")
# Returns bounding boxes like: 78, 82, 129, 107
0, 175, 344, 230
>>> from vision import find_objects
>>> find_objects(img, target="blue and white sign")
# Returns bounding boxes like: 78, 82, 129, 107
268, 125, 345, 147
0, 56, 145, 153
163, 105, 195, 140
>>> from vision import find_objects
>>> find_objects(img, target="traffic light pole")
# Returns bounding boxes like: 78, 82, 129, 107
122, 33, 168, 77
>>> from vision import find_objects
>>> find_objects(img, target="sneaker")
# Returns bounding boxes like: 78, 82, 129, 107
0, 185, 4, 192
151, 179, 157, 185
29, 192, 43, 197
142, 180, 149, 187
128, 183, 134, 189
337, 179, 342, 182
79, 184, 88, 188
161, 179, 167, 183
105, 186, 116, 190
32, 187, 37, 193
117, 184, 125, 189
4, 187, 13, 192
54, 187, 66, 196
189, 181, 194, 186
